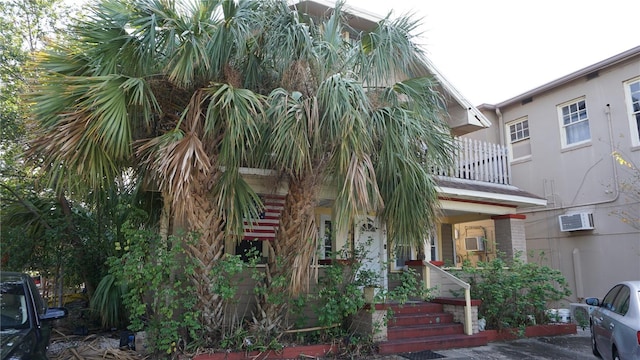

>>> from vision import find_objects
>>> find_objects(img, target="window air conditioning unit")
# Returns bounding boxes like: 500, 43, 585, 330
569, 303, 595, 325
464, 236, 485, 251
558, 213, 594, 232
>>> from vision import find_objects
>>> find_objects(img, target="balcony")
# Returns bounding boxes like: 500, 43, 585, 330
434, 138, 511, 185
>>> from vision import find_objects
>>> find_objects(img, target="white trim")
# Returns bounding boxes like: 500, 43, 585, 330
557, 97, 591, 148
624, 76, 640, 147
506, 116, 531, 162
436, 180, 548, 207
318, 214, 333, 260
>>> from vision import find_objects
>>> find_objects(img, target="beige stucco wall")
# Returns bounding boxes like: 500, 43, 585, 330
475, 53, 640, 301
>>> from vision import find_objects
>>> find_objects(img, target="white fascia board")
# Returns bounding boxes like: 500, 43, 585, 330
439, 199, 514, 216
437, 185, 548, 207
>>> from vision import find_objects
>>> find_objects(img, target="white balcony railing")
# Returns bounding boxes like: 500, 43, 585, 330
434, 138, 511, 185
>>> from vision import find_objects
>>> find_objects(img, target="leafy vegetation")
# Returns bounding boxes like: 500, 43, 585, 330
24, 0, 454, 341
107, 209, 202, 355
90, 274, 128, 329
452, 252, 572, 331
611, 151, 639, 229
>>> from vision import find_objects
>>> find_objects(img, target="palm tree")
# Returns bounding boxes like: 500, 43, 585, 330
250, 3, 456, 328
28, 0, 269, 342
27, 0, 455, 342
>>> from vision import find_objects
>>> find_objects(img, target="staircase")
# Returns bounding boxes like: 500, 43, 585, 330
377, 302, 488, 355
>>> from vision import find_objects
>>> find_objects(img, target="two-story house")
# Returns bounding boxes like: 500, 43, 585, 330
471, 45, 640, 302
259, 0, 548, 290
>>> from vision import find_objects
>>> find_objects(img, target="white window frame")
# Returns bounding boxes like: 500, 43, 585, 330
318, 214, 333, 260
624, 76, 640, 147
558, 97, 591, 148
508, 117, 530, 143
506, 116, 531, 162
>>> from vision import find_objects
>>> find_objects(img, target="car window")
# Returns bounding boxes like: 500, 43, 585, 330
0, 282, 29, 330
612, 286, 630, 316
602, 285, 622, 311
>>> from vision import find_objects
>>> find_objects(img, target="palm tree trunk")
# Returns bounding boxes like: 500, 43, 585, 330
257, 174, 319, 330
182, 170, 227, 342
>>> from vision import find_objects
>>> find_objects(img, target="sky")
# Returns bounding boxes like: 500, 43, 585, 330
346, 0, 640, 105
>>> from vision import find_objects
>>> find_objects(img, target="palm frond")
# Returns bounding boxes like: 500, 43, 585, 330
355, 13, 425, 87
265, 88, 316, 176
203, 83, 264, 166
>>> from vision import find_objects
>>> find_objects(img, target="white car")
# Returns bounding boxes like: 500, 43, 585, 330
586, 281, 640, 360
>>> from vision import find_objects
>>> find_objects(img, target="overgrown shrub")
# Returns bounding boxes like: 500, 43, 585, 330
108, 209, 202, 355
90, 274, 128, 329
452, 252, 571, 331
315, 258, 365, 339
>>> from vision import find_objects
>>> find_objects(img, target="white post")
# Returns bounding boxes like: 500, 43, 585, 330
464, 287, 473, 335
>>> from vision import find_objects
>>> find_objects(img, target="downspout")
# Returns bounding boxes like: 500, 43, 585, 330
495, 107, 512, 184
496, 107, 505, 147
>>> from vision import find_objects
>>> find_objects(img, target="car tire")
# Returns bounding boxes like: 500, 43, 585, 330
612, 347, 619, 360
590, 324, 601, 358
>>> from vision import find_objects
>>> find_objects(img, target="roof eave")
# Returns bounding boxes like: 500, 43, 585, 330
493, 45, 640, 108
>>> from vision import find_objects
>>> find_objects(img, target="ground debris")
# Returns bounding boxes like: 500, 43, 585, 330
48, 333, 148, 360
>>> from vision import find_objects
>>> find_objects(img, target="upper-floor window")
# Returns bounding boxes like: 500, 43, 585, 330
506, 117, 531, 161
624, 77, 640, 146
509, 118, 529, 142
558, 98, 590, 147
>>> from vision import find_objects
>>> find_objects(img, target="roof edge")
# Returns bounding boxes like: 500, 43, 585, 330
491, 45, 640, 108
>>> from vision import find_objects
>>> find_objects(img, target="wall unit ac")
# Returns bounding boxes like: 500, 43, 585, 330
464, 236, 485, 251
569, 303, 595, 325
559, 213, 594, 232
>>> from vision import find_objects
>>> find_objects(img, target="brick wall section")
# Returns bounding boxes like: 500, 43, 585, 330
492, 215, 527, 262
351, 308, 388, 342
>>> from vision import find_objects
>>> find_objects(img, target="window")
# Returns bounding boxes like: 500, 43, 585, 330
236, 194, 285, 263
509, 118, 529, 142
559, 98, 591, 146
235, 240, 265, 263
394, 243, 413, 270
625, 77, 640, 146
602, 284, 622, 311
318, 215, 333, 260
611, 285, 630, 316
506, 117, 532, 160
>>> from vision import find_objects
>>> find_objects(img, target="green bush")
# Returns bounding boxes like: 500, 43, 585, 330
108, 210, 202, 355
90, 274, 128, 329
452, 252, 571, 331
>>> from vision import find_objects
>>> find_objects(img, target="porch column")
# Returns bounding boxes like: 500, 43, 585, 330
491, 214, 527, 262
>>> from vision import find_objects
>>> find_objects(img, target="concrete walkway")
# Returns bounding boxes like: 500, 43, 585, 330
371, 327, 592, 360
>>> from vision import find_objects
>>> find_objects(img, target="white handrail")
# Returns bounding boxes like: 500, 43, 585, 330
423, 262, 473, 336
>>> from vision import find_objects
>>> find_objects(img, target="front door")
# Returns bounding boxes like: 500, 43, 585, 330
354, 215, 387, 291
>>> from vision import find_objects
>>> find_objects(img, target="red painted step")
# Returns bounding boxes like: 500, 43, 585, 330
386, 302, 444, 315
377, 302, 488, 355
379, 333, 488, 354
388, 312, 454, 327
387, 322, 464, 340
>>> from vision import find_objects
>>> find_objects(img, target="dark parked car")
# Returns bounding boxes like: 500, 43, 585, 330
0, 272, 68, 360
586, 280, 640, 360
